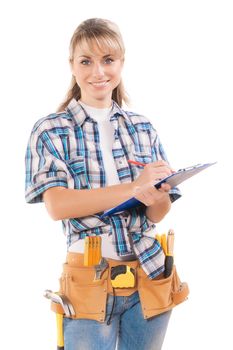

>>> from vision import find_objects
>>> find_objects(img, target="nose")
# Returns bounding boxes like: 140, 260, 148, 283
92, 62, 105, 79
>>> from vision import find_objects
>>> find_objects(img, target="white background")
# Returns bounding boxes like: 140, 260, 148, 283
0, 0, 232, 349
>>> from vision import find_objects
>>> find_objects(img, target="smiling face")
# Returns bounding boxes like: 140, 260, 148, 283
71, 41, 124, 108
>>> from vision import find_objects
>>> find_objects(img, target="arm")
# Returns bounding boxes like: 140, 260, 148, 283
43, 160, 173, 221
43, 182, 135, 220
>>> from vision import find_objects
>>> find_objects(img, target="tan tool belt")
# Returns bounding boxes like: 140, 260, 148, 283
51, 252, 189, 322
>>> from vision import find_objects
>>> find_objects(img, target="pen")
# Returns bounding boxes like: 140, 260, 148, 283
128, 159, 177, 173
128, 159, 146, 167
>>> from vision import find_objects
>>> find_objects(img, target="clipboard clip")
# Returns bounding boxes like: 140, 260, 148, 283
177, 163, 202, 172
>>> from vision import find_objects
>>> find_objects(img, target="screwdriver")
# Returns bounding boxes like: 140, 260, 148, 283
164, 229, 174, 278
161, 233, 168, 255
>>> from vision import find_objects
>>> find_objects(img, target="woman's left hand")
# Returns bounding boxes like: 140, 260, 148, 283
134, 182, 171, 206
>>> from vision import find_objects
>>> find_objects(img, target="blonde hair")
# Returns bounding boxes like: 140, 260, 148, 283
58, 18, 129, 111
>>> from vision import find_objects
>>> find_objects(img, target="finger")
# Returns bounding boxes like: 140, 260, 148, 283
151, 160, 169, 167
142, 186, 167, 200
153, 172, 171, 180
160, 183, 171, 192
149, 161, 174, 171
136, 183, 170, 196
143, 169, 171, 183
151, 165, 173, 176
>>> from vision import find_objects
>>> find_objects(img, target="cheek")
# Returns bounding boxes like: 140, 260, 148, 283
72, 67, 87, 85
110, 64, 123, 79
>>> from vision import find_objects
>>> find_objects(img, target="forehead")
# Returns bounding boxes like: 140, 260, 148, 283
74, 38, 122, 58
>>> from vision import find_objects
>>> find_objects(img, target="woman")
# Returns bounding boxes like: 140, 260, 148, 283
25, 18, 187, 350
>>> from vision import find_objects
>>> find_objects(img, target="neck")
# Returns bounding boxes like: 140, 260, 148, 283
79, 96, 112, 109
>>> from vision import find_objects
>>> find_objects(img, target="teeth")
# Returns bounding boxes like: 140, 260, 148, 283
92, 81, 108, 86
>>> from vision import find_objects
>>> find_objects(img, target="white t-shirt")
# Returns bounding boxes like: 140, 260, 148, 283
80, 102, 120, 186
69, 102, 135, 260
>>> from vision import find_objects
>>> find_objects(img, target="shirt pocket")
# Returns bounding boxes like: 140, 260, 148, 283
65, 155, 91, 189
133, 151, 152, 166
127, 151, 152, 181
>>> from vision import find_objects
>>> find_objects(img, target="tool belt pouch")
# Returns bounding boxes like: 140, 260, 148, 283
51, 263, 108, 322
138, 265, 189, 319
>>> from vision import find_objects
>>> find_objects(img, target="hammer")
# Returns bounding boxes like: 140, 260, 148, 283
44, 289, 75, 350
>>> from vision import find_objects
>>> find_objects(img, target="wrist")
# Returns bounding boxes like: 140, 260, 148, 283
129, 181, 141, 197
146, 194, 171, 222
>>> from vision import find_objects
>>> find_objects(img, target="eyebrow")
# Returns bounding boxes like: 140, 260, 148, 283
78, 54, 113, 59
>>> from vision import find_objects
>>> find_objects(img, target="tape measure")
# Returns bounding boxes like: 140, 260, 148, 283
110, 265, 136, 288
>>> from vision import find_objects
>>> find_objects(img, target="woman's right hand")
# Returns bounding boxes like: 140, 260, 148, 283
130, 160, 174, 208
132, 160, 174, 190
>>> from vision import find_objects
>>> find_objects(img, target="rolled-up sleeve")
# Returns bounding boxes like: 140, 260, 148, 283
25, 128, 68, 204
151, 128, 181, 203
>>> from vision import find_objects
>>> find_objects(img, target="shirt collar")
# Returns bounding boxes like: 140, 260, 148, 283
66, 98, 131, 127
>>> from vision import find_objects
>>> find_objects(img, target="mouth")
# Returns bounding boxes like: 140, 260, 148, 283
90, 80, 110, 87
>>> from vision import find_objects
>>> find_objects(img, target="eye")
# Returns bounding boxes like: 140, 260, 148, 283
80, 59, 91, 65
104, 57, 114, 64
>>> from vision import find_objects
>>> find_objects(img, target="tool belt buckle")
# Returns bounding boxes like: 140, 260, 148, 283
110, 265, 136, 288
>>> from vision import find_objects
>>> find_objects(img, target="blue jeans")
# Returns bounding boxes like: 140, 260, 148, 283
63, 291, 171, 350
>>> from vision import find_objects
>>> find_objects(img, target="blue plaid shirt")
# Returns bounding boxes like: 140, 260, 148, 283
25, 98, 181, 279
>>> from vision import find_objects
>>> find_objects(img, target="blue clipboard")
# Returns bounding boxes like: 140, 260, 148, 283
101, 162, 216, 218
